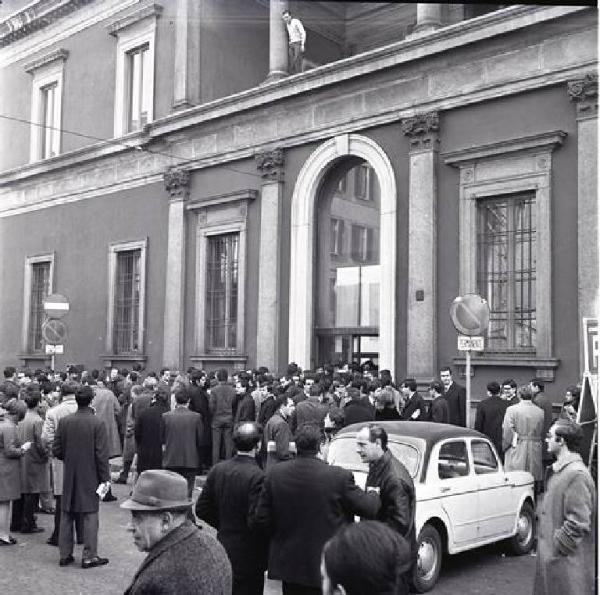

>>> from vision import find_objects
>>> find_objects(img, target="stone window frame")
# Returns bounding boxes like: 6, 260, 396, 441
25, 49, 68, 163
444, 131, 565, 379
108, 4, 161, 138
190, 191, 254, 358
21, 252, 55, 355
105, 238, 148, 357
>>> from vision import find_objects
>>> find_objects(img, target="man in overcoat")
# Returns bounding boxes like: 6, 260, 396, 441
122, 469, 232, 595
533, 420, 596, 595
427, 381, 449, 424
475, 381, 509, 461
254, 423, 380, 595
53, 384, 110, 568
440, 366, 466, 427
196, 422, 268, 595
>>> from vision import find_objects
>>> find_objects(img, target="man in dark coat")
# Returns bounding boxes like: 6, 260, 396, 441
342, 387, 375, 426
122, 470, 232, 595
531, 378, 555, 475
188, 371, 212, 471
233, 380, 256, 426
440, 366, 466, 427
427, 381, 449, 423
254, 423, 380, 595
209, 369, 236, 465
263, 395, 295, 466
474, 381, 509, 460
135, 389, 170, 474
356, 424, 416, 593
53, 385, 110, 569
295, 384, 328, 428
196, 423, 268, 595
399, 378, 426, 421
161, 388, 203, 498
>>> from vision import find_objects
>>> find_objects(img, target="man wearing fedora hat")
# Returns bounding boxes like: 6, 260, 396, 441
121, 469, 232, 595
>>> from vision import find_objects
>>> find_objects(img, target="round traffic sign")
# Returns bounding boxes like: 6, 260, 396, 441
450, 294, 490, 336
43, 293, 70, 319
42, 319, 67, 345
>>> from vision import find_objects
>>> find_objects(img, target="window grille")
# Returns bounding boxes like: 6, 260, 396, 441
28, 261, 51, 352
477, 194, 536, 351
113, 249, 141, 353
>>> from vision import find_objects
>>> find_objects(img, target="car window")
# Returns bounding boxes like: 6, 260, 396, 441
471, 440, 499, 474
327, 436, 420, 478
438, 441, 469, 479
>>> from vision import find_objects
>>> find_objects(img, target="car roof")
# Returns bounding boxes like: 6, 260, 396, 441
338, 421, 485, 444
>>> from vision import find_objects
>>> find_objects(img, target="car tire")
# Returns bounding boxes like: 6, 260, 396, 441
412, 524, 443, 593
508, 501, 535, 555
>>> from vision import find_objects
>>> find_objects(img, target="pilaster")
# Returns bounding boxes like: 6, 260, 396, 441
163, 167, 190, 370
409, 3, 443, 38
256, 148, 285, 372
173, 0, 201, 109
266, 0, 289, 82
402, 112, 439, 381
568, 73, 598, 374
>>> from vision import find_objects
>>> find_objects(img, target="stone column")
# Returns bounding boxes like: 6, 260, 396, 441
410, 3, 443, 37
567, 73, 598, 373
255, 149, 284, 372
173, 0, 201, 109
401, 112, 440, 383
266, 0, 289, 82
163, 168, 190, 370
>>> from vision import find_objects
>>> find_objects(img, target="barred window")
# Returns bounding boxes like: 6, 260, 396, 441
28, 262, 51, 352
206, 234, 239, 351
477, 194, 536, 351
113, 249, 141, 354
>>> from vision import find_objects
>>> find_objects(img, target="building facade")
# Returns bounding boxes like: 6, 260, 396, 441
0, 1, 597, 405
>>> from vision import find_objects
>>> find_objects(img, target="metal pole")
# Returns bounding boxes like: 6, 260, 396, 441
51, 352, 55, 373
465, 349, 471, 428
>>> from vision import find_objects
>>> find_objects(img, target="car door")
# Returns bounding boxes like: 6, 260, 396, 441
432, 439, 479, 546
471, 438, 515, 539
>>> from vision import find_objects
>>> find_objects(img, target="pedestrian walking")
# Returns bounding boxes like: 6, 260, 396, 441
254, 423, 380, 595
321, 521, 412, 595
440, 366, 466, 427
533, 420, 596, 595
53, 385, 110, 568
502, 385, 544, 494
282, 9, 306, 74
196, 423, 268, 595
121, 469, 232, 595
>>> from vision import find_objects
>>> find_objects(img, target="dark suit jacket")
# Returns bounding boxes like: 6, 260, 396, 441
161, 407, 203, 469
209, 382, 236, 426
234, 394, 256, 425
443, 382, 467, 427
253, 454, 380, 588
474, 395, 509, 459
124, 521, 232, 595
196, 455, 268, 578
295, 397, 328, 428
400, 392, 426, 421
342, 399, 375, 426
188, 384, 211, 446
135, 400, 170, 473
258, 397, 277, 428
53, 407, 109, 513
534, 392, 555, 461
428, 396, 450, 424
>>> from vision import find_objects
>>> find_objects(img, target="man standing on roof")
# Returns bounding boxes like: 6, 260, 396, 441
282, 9, 306, 75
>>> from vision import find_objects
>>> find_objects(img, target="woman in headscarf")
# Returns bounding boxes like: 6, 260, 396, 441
0, 398, 29, 545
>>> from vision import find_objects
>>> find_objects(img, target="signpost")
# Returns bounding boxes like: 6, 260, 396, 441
43, 294, 70, 371
450, 294, 490, 428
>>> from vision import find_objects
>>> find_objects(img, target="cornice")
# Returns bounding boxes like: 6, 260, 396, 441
187, 189, 258, 211
443, 131, 567, 166
106, 3, 163, 37
23, 48, 69, 73
0, 0, 94, 48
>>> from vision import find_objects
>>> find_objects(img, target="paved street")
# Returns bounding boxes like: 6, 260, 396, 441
0, 481, 537, 595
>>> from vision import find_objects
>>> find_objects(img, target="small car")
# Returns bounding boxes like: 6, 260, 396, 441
326, 421, 535, 592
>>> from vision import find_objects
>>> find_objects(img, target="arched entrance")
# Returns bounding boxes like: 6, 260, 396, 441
289, 134, 397, 374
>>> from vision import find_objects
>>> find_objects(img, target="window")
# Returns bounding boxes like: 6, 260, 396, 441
351, 224, 376, 262
206, 233, 239, 351
126, 44, 151, 132
472, 440, 499, 474
477, 194, 536, 351
354, 163, 373, 200
25, 49, 67, 162
113, 249, 141, 353
109, 6, 160, 137
22, 254, 54, 354
438, 441, 469, 478
330, 219, 344, 256
107, 240, 147, 356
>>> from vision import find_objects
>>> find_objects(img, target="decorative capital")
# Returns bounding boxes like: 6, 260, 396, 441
164, 168, 190, 201
255, 148, 285, 182
567, 73, 598, 118
401, 112, 440, 150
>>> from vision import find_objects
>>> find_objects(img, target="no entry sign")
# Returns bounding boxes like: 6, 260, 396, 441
43, 293, 70, 319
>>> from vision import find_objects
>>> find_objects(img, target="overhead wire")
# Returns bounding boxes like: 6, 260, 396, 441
0, 112, 264, 180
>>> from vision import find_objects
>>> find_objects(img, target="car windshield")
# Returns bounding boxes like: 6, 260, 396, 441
327, 435, 420, 479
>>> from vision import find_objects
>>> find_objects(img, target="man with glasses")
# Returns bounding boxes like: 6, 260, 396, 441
501, 379, 520, 406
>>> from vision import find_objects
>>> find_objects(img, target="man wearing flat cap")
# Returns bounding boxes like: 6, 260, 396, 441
196, 422, 268, 595
121, 469, 232, 595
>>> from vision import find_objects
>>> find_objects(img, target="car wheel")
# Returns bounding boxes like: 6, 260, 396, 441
412, 524, 443, 593
509, 501, 535, 555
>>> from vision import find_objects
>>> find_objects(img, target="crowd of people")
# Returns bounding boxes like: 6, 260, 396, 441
0, 361, 595, 595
